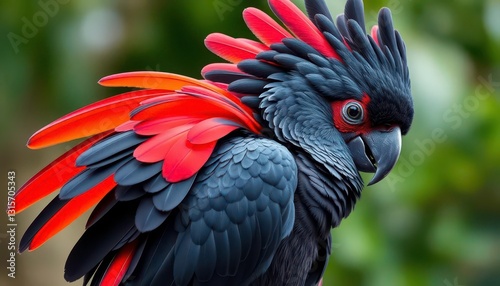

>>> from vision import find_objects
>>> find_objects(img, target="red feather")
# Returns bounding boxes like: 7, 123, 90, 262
268, 0, 339, 59
29, 176, 116, 250
115, 120, 139, 132
16, 132, 112, 213
201, 63, 241, 77
162, 132, 217, 183
181, 85, 246, 107
243, 7, 293, 46
208, 81, 230, 91
131, 96, 247, 126
180, 85, 250, 114
188, 118, 242, 145
371, 25, 379, 45
101, 241, 138, 286
205, 33, 265, 64
237, 38, 270, 51
28, 90, 165, 149
98, 72, 224, 94
134, 117, 202, 136
180, 86, 260, 132
133, 125, 194, 163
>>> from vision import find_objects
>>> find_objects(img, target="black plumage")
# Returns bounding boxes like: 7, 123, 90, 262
19, 0, 414, 285
65, 200, 138, 282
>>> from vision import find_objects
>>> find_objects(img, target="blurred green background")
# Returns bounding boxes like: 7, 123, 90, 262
1, 0, 499, 285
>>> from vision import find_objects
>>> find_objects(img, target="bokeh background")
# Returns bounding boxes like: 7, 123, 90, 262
1, 0, 499, 285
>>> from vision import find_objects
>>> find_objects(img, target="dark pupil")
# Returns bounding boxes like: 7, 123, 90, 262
347, 105, 361, 119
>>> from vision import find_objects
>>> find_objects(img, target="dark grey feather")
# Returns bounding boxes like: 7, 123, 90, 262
114, 159, 162, 186
173, 229, 200, 285
238, 59, 283, 78
229, 78, 269, 95
86, 191, 118, 228
144, 173, 170, 194
241, 96, 261, 109
282, 38, 323, 59
85, 149, 133, 170
135, 196, 170, 232
204, 70, 254, 84
315, 14, 342, 41
344, 0, 366, 33
336, 14, 349, 38
76, 131, 145, 167
19, 197, 68, 252
60, 158, 129, 200
195, 231, 217, 282
305, 0, 333, 21
115, 184, 145, 201
152, 174, 196, 212
64, 200, 137, 282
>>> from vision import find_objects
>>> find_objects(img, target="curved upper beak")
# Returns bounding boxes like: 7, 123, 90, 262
347, 127, 402, 185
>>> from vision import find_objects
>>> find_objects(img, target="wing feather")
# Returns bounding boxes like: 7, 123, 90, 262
28, 176, 116, 251
27, 90, 163, 149
100, 241, 138, 286
15, 132, 111, 213
187, 118, 242, 145
98, 72, 223, 94
161, 133, 217, 183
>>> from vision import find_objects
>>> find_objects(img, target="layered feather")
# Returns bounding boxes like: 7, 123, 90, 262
17, 72, 262, 253
18, 0, 409, 285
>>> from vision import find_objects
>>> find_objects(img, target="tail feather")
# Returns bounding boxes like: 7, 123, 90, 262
64, 200, 138, 282
15, 132, 111, 213
23, 176, 116, 251
100, 241, 138, 286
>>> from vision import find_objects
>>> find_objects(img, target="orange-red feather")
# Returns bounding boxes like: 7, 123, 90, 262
205, 33, 267, 64
243, 7, 293, 46
100, 241, 138, 286
28, 176, 116, 250
27, 90, 166, 149
201, 63, 242, 77
268, 0, 339, 59
134, 125, 195, 163
162, 132, 217, 183
188, 118, 242, 145
99, 72, 224, 94
16, 132, 112, 213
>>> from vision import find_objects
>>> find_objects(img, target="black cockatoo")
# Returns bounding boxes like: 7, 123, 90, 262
16, 0, 413, 285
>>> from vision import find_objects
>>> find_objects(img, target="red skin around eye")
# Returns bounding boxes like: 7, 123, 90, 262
331, 94, 372, 135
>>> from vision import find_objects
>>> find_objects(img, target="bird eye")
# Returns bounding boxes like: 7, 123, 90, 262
342, 101, 364, 124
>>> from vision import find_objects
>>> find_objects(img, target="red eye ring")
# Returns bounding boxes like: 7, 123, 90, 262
342, 101, 364, 125
331, 94, 371, 134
